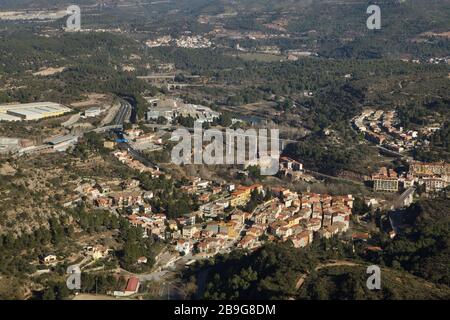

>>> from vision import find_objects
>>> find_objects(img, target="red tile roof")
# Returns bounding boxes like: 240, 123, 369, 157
125, 277, 140, 293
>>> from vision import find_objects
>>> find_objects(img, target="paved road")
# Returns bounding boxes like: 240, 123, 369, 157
114, 101, 131, 125
117, 141, 157, 168
90, 124, 123, 133
394, 187, 416, 209
113, 100, 158, 169
100, 101, 121, 126
304, 169, 364, 186
377, 146, 414, 162
388, 187, 416, 234
377, 146, 404, 158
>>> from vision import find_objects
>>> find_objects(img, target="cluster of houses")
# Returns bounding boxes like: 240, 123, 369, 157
353, 109, 420, 152
76, 179, 154, 214
400, 56, 449, 65
238, 188, 353, 250
73, 166, 356, 263
427, 56, 450, 65
371, 161, 450, 193
124, 181, 264, 256
76, 172, 355, 259
175, 35, 213, 48
113, 150, 163, 177
408, 162, 450, 192
73, 156, 447, 268
145, 185, 354, 258
278, 156, 305, 180
145, 35, 212, 49
127, 206, 234, 258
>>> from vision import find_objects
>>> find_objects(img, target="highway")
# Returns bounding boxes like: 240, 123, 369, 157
395, 187, 416, 209
112, 99, 158, 169
375, 145, 414, 165
113, 101, 132, 125
90, 124, 123, 133
377, 146, 403, 158
388, 187, 416, 235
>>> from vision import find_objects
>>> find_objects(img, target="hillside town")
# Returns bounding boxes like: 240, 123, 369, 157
0, 0, 449, 304
72, 166, 354, 261
1, 97, 448, 272
352, 109, 439, 153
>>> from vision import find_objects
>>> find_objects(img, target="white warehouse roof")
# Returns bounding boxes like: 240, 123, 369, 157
0, 102, 72, 121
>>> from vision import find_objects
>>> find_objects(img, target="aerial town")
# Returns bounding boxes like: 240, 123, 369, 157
0, 0, 449, 305
353, 109, 441, 154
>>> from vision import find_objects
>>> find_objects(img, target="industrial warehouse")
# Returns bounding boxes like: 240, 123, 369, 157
0, 102, 72, 121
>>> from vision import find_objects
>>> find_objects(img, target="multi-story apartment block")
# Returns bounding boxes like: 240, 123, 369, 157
410, 162, 450, 176
423, 177, 448, 192
372, 167, 399, 192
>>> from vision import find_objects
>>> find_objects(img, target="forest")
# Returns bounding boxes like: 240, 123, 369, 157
380, 196, 450, 287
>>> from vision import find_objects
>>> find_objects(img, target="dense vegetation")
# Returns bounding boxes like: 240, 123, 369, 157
138, 173, 199, 219
200, 243, 319, 300
381, 196, 450, 286
0, 31, 159, 113
195, 237, 450, 300
298, 265, 450, 300
414, 121, 450, 162
284, 138, 374, 176
0, 202, 162, 299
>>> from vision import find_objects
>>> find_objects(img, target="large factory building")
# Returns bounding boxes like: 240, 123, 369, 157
0, 102, 72, 121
